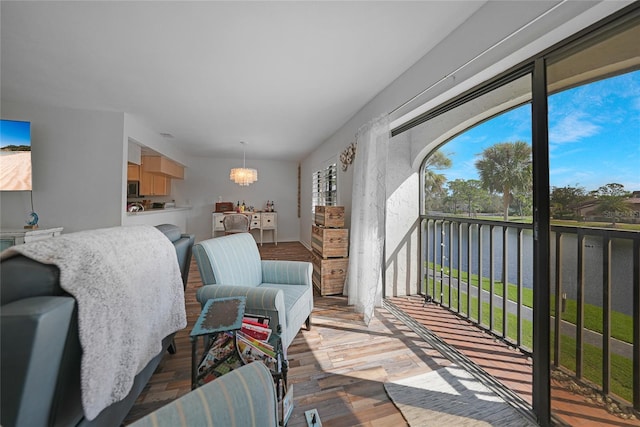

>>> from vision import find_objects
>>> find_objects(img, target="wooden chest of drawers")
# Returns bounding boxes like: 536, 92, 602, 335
312, 254, 348, 296
311, 225, 348, 258
314, 206, 345, 228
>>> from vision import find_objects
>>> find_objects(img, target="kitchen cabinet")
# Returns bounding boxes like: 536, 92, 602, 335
127, 164, 140, 181
140, 170, 169, 196
142, 156, 184, 179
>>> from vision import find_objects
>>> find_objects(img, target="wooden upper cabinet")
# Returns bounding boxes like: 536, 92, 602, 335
140, 170, 169, 196
141, 156, 184, 179
153, 174, 169, 196
127, 164, 140, 181
139, 170, 154, 196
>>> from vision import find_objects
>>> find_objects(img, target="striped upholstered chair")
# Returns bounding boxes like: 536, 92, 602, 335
130, 362, 278, 427
193, 233, 313, 350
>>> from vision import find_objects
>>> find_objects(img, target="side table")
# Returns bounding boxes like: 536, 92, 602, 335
190, 296, 246, 389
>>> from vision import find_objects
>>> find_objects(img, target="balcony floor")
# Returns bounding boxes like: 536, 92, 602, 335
387, 295, 640, 426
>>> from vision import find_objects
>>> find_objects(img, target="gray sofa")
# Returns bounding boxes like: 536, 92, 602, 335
0, 224, 194, 427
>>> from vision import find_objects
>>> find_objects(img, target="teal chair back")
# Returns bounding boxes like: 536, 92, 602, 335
130, 361, 278, 427
193, 233, 262, 287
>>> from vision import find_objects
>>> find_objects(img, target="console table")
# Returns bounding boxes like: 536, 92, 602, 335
0, 227, 64, 251
212, 212, 277, 246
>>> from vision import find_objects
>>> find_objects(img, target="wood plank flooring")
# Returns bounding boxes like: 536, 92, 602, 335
124, 242, 447, 426
123, 240, 638, 426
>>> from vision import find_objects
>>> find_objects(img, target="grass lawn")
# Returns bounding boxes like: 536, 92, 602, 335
552, 331, 634, 403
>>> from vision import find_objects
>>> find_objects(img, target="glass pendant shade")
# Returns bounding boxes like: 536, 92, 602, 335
230, 167, 258, 186
230, 142, 258, 186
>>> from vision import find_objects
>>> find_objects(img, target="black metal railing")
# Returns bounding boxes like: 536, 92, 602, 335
421, 215, 640, 409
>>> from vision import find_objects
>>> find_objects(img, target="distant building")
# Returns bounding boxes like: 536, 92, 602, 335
577, 190, 640, 223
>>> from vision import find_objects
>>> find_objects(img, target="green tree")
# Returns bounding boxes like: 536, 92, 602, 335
475, 141, 531, 221
550, 185, 588, 219
592, 183, 632, 225
424, 150, 452, 212
447, 179, 485, 217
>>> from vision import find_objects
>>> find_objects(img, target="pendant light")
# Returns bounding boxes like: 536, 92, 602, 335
230, 141, 258, 186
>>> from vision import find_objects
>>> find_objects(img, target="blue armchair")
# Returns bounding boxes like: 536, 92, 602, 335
193, 233, 313, 350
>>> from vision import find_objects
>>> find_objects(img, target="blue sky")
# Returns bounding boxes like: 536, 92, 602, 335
0, 119, 31, 148
439, 70, 640, 193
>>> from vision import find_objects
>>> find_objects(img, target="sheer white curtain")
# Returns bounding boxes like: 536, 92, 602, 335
345, 114, 389, 325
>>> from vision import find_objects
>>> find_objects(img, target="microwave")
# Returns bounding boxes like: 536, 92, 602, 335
127, 181, 140, 198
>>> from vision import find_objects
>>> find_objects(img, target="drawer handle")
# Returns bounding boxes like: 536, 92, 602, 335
331, 269, 345, 275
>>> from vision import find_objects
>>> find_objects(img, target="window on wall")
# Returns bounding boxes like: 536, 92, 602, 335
312, 162, 337, 212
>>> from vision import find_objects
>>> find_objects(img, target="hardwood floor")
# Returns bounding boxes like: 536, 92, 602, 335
124, 242, 444, 426
123, 240, 640, 426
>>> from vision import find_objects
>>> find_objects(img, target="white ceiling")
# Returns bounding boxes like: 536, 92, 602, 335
1, 1, 486, 161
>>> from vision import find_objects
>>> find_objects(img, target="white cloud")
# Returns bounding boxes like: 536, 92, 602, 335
549, 112, 601, 144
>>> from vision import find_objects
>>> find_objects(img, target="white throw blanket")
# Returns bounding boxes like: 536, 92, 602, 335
2, 225, 187, 420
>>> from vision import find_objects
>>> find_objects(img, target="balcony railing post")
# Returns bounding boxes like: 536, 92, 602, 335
489, 225, 495, 331
503, 226, 509, 339
458, 222, 463, 314
478, 224, 483, 325
603, 236, 612, 395
517, 228, 523, 348
633, 238, 639, 410
576, 231, 585, 379
553, 232, 562, 367
449, 220, 454, 308
467, 223, 472, 319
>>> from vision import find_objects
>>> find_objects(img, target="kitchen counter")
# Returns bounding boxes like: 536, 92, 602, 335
123, 206, 191, 232
126, 206, 192, 216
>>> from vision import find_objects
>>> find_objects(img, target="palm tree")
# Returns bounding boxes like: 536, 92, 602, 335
423, 150, 452, 212
475, 141, 531, 221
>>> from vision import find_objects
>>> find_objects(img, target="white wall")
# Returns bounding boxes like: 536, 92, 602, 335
0, 102, 297, 242
0, 100, 125, 233
174, 156, 299, 243
300, 1, 630, 296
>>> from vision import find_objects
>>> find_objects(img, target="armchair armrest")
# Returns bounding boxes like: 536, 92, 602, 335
261, 260, 312, 286
1, 296, 75, 427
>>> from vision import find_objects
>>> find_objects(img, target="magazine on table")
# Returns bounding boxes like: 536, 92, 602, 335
236, 333, 278, 372
243, 313, 270, 327
196, 332, 243, 386
237, 330, 275, 354
241, 318, 272, 342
